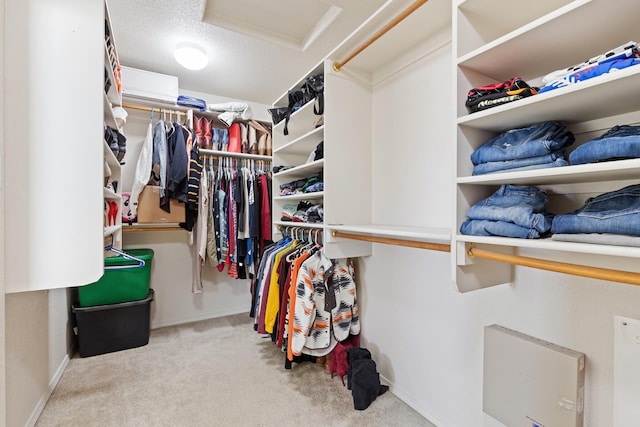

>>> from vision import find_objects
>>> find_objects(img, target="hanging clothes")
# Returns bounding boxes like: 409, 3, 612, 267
192, 165, 208, 294
181, 126, 202, 232
164, 122, 189, 205
129, 112, 154, 218
148, 119, 166, 194
250, 229, 360, 362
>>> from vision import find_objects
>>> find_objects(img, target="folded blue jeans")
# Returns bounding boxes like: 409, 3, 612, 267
551, 184, 640, 236
569, 124, 640, 165
460, 219, 545, 239
471, 121, 575, 164
465, 185, 553, 232
472, 151, 567, 175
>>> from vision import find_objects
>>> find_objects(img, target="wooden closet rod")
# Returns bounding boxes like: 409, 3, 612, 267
468, 246, 640, 286
122, 102, 190, 115
331, 230, 450, 252
199, 148, 272, 161
122, 225, 185, 233
332, 0, 428, 72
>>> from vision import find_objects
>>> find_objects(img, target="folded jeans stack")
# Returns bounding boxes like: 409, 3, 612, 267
551, 184, 640, 246
569, 124, 640, 165
471, 121, 575, 175
460, 185, 554, 239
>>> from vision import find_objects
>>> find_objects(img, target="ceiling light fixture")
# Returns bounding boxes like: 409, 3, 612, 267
174, 42, 208, 71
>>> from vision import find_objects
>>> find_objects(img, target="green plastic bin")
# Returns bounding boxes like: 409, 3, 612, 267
78, 248, 154, 307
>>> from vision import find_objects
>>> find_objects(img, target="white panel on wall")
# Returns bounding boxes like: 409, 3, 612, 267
4, 0, 104, 292
483, 324, 585, 427
613, 315, 640, 427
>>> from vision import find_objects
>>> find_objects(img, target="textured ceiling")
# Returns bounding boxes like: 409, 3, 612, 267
106, 0, 389, 105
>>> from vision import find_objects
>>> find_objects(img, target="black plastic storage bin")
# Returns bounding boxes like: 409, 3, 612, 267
72, 289, 155, 357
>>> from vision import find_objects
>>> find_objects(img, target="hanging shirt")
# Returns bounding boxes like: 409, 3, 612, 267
291, 253, 360, 357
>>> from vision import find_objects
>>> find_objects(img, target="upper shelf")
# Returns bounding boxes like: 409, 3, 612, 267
104, 1, 122, 106
273, 125, 323, 155
457, 0, 639, 81
457, 65, 640, 132
272, 100, 323, 141
457, 158, 640, 186
274, 159, 324, 180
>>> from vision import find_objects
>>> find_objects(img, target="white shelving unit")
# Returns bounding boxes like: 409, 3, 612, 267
103, 0, 123, 252
5, 0, 105, 292
104, 1, 122, 106
271, 0, 453, 259
271, 58, 375, 259
453, 0, 640, 292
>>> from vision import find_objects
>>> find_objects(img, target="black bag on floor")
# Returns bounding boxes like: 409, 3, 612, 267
347, 347, 389, 410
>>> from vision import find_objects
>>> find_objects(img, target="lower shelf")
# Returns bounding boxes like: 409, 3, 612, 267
456, 234, 640, 259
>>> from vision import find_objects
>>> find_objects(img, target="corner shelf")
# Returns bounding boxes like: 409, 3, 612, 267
453, 0, 640, 292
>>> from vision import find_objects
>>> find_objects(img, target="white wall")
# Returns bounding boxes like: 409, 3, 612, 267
5, 290, 71, 427
362, 36, 640, 427
0, 0, 6, 421
119, 90, 272, 328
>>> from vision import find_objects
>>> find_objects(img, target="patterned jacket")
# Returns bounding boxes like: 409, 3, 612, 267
291, 251, 360, 356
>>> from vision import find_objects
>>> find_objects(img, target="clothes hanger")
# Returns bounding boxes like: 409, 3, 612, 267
103, 235, 145, 270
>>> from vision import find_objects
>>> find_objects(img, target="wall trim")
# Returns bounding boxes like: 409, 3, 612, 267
381, 374, 452, 427
25, 354, 70, 427
150, 305, 251, 330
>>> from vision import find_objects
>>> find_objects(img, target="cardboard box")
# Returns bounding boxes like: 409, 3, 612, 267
137, 186, 185, 223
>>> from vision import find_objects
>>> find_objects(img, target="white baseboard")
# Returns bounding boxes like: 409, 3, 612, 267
380, 374, 452, 427
25, 354, 70, 427
150, 305, 251, 329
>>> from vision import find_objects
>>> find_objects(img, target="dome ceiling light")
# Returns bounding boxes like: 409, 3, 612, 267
174, 42, 208, 70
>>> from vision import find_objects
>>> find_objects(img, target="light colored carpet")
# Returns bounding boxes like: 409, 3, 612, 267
36, 313, 435, 427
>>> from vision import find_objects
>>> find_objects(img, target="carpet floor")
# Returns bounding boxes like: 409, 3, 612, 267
35, 313, 434, 427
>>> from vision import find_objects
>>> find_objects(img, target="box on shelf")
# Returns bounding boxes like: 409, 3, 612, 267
72, 289, 155, 358
78, 248, 154, 307
137, 185, 185, 223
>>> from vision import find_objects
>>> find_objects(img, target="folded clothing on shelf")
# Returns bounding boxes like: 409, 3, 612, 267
460, 185, 554, 239
177, 95, 207, 112
279, 172, 323, 196
539, 56, 640, 94
551, 183, 640, 237
281, 200, 323, 223
465, 77, 538, 113
105, 125, 127, 163
569, 124, 640, 165
541, 41, 639, 87
470, 121, 574, 175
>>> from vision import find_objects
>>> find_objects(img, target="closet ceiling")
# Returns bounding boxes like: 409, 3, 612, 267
107, 0, 389, 105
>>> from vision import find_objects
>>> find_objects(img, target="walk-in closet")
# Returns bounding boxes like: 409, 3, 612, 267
3, 0, 640, 426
